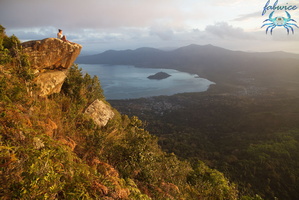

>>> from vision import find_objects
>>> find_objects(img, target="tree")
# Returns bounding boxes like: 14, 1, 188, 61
187, 161, 238, 200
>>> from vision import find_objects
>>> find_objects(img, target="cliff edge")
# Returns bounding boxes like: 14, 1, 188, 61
21, 38, 82, 70
21, 38, 82, 96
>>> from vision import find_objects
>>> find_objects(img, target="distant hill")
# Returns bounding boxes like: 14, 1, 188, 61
76, 44, 299, 91
76, 44, 299, 67
77, 47, 166, 66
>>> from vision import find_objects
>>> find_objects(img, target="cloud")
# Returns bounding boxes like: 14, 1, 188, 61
233, 11, 262, 21
149, 25, 174, 40
205, 22, 254, 39
0, 0, 190, 30
210, 0, 243, 6
6, 27, 57, 41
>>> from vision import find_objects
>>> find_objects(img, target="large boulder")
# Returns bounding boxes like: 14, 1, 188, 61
21, 38, 82, 70
84, 100, 115, 127
35, 70, 68, 97
21, 38, 82, 96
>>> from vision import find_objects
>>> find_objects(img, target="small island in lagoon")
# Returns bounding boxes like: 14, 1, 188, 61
147, 71, 171, 80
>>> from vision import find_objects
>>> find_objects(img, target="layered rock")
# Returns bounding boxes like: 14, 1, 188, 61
21, 38, 82, 96
84, 100, 115, 127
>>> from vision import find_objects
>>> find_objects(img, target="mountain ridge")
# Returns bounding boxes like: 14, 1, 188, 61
77, 44, 299, 64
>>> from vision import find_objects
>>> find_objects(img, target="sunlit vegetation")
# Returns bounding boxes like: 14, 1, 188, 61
0, 25, 250, 199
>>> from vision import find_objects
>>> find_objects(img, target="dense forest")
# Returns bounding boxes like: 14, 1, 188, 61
110, 83, 299, 199
0, 25, 266, 199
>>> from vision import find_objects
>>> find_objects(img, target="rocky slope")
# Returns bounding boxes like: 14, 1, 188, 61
20, 38, 115, 127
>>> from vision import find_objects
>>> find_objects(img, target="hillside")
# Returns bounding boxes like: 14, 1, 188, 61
76, 36, 299, 200
100, 46, 299, 199
0, 26, 254, 199
110, 91, 299, 199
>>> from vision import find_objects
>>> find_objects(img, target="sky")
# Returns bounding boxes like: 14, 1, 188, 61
1, 0, 299, 55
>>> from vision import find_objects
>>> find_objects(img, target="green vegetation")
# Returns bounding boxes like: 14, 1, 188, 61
110, 91, 299, 199
0, 26, 245, 199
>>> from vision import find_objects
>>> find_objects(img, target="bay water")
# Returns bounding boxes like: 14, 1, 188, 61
79, 64, 214, 100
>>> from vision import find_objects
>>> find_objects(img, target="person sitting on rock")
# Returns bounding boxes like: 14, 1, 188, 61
57, 29, 68, 42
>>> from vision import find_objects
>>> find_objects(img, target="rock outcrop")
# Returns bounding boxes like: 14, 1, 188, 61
21, 38, 82, 96
34, 70, 68, 97
84, 100, 115, 127
21, 38, 82, 70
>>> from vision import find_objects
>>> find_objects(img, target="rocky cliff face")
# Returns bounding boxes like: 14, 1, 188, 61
21, 38, 82, 96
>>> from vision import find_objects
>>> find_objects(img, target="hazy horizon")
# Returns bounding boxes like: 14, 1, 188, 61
1, 0, 299, 54
79, 43, 299, 56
